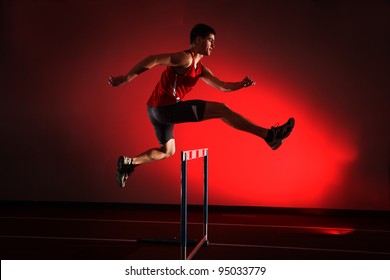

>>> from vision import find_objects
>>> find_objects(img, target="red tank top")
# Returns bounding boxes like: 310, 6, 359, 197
147, 51, 203, 106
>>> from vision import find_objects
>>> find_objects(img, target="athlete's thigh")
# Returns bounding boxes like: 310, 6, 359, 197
158, 100, 207, 123
148, 106, 175, 144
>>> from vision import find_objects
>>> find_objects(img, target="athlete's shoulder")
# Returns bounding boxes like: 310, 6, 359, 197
150, 51, 191, 68
171, 50, 192, 68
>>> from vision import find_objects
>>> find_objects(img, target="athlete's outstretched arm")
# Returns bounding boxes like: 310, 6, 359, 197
109, 52, 191, 87
201, 65, 255, 92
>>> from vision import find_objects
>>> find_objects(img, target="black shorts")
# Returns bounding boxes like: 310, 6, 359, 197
147, 100, 207, 144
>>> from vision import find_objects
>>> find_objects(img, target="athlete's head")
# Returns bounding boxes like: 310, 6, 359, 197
190, 24, 216, 56
190, 23, 216, 45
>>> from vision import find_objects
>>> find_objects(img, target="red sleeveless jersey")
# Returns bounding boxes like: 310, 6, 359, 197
147, 51, 203, 106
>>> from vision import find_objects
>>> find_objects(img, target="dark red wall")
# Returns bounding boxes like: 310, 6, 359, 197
1, 0, 389, 210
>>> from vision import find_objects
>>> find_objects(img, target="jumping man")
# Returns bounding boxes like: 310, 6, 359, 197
109, 24, 295, 188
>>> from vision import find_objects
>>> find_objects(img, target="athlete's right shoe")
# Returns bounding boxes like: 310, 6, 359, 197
266, 118, 295, 150
116, 156, 135, 188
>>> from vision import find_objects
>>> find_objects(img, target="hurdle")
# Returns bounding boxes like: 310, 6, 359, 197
180, 148, 209, 260
138, 148, 209, 260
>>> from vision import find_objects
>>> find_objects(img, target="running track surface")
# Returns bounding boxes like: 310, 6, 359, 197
1, 202, 389, 260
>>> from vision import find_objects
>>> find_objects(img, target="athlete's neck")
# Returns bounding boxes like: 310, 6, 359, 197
189, 48, 203, 64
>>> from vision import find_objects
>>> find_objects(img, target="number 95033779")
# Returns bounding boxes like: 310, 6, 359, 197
218, 266, 266, 276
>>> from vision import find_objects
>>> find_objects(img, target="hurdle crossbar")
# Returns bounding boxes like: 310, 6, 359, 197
181, 148, 209, 260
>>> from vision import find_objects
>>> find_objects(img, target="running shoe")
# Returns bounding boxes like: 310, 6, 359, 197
116, 156, 135, 188
266, 118, 295, 150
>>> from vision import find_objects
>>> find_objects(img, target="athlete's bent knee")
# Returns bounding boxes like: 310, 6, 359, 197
161, 140, 176, 158
164, 148, 175, 158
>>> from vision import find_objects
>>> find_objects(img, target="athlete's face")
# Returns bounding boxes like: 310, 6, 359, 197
197, 34, 215, 56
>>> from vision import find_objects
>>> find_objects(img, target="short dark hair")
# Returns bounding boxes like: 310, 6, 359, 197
190, 24, 216, 45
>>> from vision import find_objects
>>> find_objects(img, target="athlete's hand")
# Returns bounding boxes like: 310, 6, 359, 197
108, 75, 127, 87
241, 76, 256, 88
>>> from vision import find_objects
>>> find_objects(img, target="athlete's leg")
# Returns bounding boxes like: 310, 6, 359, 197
116, 139, 175, 188
202, 101, 295, 149
126, 106, 176, 166
116, 105, 177, 187
203, 101, 269, 139
131, 138, 176, 166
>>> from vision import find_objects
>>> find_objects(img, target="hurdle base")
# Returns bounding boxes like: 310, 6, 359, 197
138, 238, 198, 246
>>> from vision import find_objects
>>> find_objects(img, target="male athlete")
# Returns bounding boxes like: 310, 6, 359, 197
109, 24, 295, 188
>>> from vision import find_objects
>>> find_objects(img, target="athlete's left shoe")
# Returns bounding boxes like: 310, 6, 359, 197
266, 118, 295, 150
116, 156, 135, 188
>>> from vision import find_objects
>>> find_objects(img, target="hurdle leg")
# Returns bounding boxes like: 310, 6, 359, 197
203, 153, 209, 245
180, 157, 188, 260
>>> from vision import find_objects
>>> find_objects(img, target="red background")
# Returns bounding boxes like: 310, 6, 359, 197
1, 0, 389, 210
